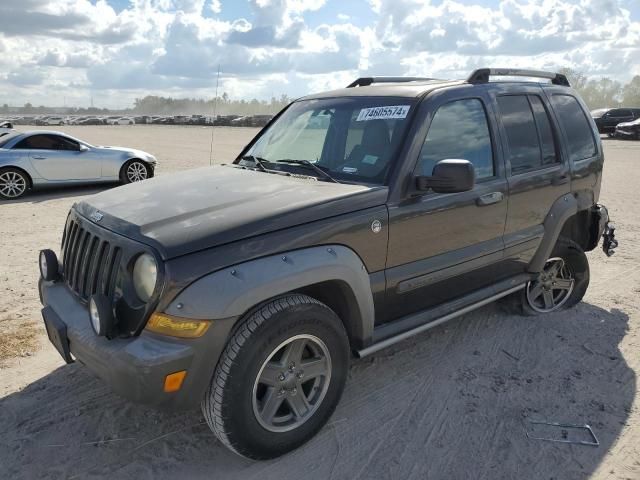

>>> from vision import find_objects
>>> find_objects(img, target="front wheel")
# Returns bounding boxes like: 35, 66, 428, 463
0, 168, 29, 200
202, 294, 350, 459
522, 238, 589, 315
120, 159, 150, 184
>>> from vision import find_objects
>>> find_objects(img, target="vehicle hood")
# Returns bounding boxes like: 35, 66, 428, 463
94, 145, 157, 163
75, 165, 387, 259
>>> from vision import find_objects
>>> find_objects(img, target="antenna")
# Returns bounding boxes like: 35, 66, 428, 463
209, 65, 221, 166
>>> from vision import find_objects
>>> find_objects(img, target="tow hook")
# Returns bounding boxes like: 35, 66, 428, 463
602, 222, 618, 257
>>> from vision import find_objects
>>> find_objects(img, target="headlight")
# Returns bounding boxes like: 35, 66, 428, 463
133, 253, 158, 302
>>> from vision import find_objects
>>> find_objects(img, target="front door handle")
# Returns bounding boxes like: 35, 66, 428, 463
476, 192, 504, 206
32, 155, 47, 160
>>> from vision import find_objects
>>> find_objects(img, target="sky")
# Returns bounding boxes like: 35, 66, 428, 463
0, 0, 638, 109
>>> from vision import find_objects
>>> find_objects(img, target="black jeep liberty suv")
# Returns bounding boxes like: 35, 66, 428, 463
39, 68, 618, 459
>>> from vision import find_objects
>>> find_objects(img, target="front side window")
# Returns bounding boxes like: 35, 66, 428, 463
14, 135, 57, 149
550, 94, 596, 162
242, 97, 415, 184
14, 134, 79, 151
416, 98, 494, 180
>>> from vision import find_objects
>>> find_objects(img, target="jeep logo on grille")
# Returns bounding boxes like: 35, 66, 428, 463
90, 211, 104, 222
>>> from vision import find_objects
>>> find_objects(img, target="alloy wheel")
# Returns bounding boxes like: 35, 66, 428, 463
0, 171, 27, 198
126, 162, 148, 182
252, 334, 332, 433
526, 257, 575, 313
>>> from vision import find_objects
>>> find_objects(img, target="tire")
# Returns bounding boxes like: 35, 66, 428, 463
521, 237, 589, 316
202, 294, 350, 460
120, 159, 150, 184
0, 167, 30, 200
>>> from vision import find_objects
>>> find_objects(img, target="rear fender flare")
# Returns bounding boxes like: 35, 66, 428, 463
528, 194, 578, 273
165, 245, 375, 345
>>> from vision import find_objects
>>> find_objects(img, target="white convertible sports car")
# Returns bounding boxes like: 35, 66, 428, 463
0, 130, 157, 199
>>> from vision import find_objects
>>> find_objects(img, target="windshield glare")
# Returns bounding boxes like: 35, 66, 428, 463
591, 109, 609, 118
243, 97, 415, 185
0, 132, 19, 148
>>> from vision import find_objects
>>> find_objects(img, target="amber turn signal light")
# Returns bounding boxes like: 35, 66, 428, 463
146, 313, 211, 338
164, 370, 187, 393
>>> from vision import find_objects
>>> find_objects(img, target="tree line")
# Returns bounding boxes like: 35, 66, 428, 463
559, 69, 640, 109
2, 71, 639, 116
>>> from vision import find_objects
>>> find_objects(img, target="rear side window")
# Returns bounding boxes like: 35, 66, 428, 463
417, 98, 494, 180
497, 95, 558, 174
529, 96, 557, 166
550, 95, 596, 162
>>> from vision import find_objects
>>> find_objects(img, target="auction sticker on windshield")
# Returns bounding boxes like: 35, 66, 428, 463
356, 105, 410, 122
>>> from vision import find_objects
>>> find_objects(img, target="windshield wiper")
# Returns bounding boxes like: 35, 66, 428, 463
240, 155, 269, 172
276, 160, 340, 183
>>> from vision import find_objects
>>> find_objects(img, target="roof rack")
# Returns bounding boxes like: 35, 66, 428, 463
346, 77, 435, 88
467, 68, 570, 87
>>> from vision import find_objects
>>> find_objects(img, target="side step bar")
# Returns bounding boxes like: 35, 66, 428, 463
356, 281, 528, 358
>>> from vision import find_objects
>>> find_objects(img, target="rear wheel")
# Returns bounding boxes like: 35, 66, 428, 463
120, 159, 149, 184
0, 168, 29, 200
521, 238, 589, 315
202, 294, 349, 459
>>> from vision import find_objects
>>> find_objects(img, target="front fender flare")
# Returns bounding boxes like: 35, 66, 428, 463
165, 245, 375, 344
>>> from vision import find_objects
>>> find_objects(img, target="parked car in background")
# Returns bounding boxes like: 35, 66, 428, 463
591, 108, 640, 136
190, 115, 207, 125
214, 115, 241, 126
230, 115, 273, 127
0, 130, 157, 199
77, 117, 104, 125
115, 117, 135, 125
105, 116, 123, 125
614, 117, 640, 140
0, 120, 14, 133
43, 116, 66, 126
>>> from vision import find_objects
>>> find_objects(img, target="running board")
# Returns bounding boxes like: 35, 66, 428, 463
356, 280, 528, 358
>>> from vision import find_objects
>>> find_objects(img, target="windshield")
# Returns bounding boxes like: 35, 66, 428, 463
241, 97, 415, 185
591, 109, 609, 118
0, 132, 19, 148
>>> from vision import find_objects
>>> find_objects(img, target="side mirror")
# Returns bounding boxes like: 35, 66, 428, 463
415, 159, 475, 194
79, 144, 89, 152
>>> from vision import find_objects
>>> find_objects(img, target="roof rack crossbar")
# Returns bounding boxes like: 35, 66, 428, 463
347, 77, 435, 88
467, 68, 570, 87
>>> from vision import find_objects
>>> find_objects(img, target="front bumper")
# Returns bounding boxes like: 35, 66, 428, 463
39, 280, 236, 410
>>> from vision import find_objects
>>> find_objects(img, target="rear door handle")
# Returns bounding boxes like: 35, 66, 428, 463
476, 192, 504, 206
32, 155, 47, 160
552, 175, 569, 186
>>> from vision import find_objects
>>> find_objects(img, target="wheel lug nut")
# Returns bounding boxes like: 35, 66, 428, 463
296, 371, 304, 379
278, 373, 286, 381
291, 388, 297, 395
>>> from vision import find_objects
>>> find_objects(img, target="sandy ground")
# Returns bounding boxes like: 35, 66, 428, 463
0, 126, 639, 479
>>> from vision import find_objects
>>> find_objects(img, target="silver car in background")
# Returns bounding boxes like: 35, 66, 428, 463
0, 130, 157, 199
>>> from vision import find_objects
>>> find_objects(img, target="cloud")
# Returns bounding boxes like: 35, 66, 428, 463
6, 67, 46, 86
0, 0, 637, 107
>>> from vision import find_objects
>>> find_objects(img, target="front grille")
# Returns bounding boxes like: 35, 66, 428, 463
61, 218, 121, 302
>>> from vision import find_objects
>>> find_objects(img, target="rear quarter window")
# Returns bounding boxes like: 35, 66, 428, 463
549, 94, 596, 162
